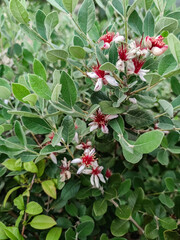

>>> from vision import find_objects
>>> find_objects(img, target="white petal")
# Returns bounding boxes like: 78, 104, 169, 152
83, 169, 92, 174
104, 75, 119, 86
89, 123, 98, 132
129, 98, 137, 104
95, 175, 100, 188
101, 125, 109, 134
98, 173, 106, 183
116, 59, 125, 72
71, 158, 82, 164
90, 175, 95, 186
73, 132, 79, 143
138, 69, 150, 82
87, 72, 98, 78
66, 171, 71, 180
50, 153, 57, 164
77, 164, 85, 174
105, 114, 118, 121
126, 60, 135, 75
89, 148, 95, 156
113, 35, 125, 43
151, 47, 163, 56
103, 42, 110, 49
94, 78, 103, 91
144, 37, 152, 48
76, 144, 83, 150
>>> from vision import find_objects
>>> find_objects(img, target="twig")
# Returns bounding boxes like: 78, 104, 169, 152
129, 216, 144, 235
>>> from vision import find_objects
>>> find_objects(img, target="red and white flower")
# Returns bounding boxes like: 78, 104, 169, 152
60, 157, 71, 182
89, 109, 118, 134
76, 140, 92, 150
83, 161, 106, 188
99, 32, 124, 49
126, 58, 149, 81
71, 148, 96, 174
144, 36, 168, 56
87, 62, 119, 91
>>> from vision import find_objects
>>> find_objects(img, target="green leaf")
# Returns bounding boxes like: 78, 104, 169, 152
145, 220, 158, 239
15, 121, 27, 147
10, 0, 29, 24
3, 186, 21, 207
12, 83, 30, 103
29, 74, 51, 100
22, 94, 38, 107
40, 145, 65, 155
60, 71, 77, 107
36, 10, 47, 40
4, 227, 22, 240
144, 11, 154, 36
0, 222, 8, 240
0, 78, 11, 90
46, 49, 68, 62
159, 194, 175, 208
134, 130, 164, 154
69, 46, 86, 59
155, 17, 178, 35
0, 86, 11, 100
93, 199, 107, 216
163, 230, 180, 240
0, 126, 4, 135
145, 0, 153, 10
115, 205, 131, 220
78, 0, 95, 34
65, 203, 78, 217
111, 219, 130, 237
30, 215, 56, 229
62, 0, 78, 13
125, 109, 154, 128
159, 100, 173, 118
100, 62, 117, 72
165, 177, 175, 192
158, 54, 177, 76
14, 195, 24, 211
45, 11, 59, 39
119, 179, 131, 197
2, 159, 22, 171
167, 33, 180, 64
128, 10, 143, 35
157, 149, 169, 165
62, 115, 75, 144
171, 77, 180, 96
26, 201, 43, 215
46, 227, 62, 240
109, 42, 118, 65
96, 45, 107, 64
23, 161, 38, 173
109, 116, 124, 135
65, 228, 76, 240
51, 84, 61, 102
127, 0, 142, 16
100, 101, 122, 115
77, 216, 94, 238
33, 59, 47, 81
158, 116, 174, 130
20, 24, 46, 43
22, 117, 51, 134
159, 217, 177, 230
42, 180, 57, 199
123, 147, 143, 164
47, 0, 68, 12
111, 0, 123, 17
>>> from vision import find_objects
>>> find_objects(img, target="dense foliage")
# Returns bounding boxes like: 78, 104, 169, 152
0, 0, 180, 239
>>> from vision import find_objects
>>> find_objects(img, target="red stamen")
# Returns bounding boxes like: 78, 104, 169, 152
92, 167, 101, 175
82, 154, 95, 166
132, 58, 145, 74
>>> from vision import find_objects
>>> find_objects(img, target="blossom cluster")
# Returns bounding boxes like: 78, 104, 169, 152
87, 32, 168, 91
